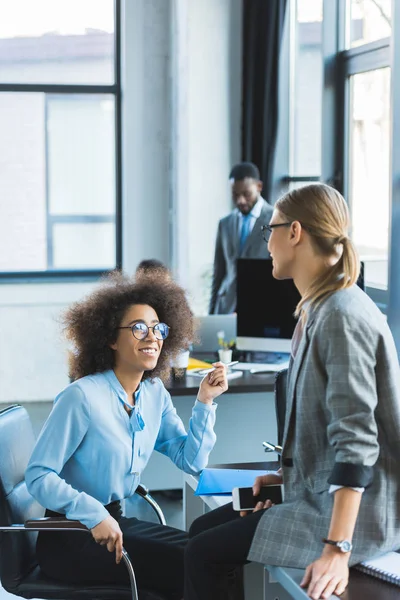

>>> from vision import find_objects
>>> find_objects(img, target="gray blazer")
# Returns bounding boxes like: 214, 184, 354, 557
209, 199, 273, 314
248, 285, 400, 568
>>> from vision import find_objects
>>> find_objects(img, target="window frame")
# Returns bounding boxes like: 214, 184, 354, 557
276, 0, 393, 312
336, 1, 391, 308
387, 0, 400, 349
287, 0, 323, 189
0, 0, 122, 281
272, 0, 324, 200
316, 0, 392, 310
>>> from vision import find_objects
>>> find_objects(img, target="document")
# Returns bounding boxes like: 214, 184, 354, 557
195, 468, 275, 496
355, 551, 400, 586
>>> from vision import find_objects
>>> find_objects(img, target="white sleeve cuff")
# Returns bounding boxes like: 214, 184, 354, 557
329, 484, 365, 494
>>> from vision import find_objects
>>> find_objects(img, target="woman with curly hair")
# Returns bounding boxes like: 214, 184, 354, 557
26, 271, 228, 599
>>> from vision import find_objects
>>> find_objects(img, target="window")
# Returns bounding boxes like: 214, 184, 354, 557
337, 0, 392, 294
348, 0, 391, 48
0, 0, 120, 276
349, 67, 390, 289
288, 0, 323, 188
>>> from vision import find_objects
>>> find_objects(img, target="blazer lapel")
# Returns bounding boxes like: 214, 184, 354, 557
241, 203, 270, 255
282, 316, 315, 448
230, 212, 240, 256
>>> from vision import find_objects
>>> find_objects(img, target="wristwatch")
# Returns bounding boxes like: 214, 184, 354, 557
322, 538, 353, 553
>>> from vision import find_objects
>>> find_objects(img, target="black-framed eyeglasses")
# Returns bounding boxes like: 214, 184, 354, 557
117, 322, 170, 340
261, 222, 292, 243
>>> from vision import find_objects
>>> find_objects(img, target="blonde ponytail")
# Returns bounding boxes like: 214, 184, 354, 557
275, 184, 360, 317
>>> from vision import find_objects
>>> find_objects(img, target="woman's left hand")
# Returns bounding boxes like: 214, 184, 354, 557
197, 362, 228, 404
300, 548, 349, 599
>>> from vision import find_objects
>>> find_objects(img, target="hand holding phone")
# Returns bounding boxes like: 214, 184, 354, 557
232, 484, 284, 511
253, 470, 283, 496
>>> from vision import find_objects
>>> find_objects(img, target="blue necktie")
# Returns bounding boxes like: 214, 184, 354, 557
239, 214, 251, 253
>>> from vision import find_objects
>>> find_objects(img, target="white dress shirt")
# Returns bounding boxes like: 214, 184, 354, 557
236, 196, 264, 238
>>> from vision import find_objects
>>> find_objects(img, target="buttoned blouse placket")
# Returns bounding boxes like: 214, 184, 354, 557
117, 388, 143, 491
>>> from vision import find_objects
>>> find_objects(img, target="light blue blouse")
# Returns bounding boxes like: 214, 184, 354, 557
25, 370, 217, 529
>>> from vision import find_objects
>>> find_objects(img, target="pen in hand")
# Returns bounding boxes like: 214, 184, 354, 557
262, 441, 283, 455
197, 361, 239, 375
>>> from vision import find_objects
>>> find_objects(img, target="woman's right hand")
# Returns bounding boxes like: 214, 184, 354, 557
240, 469, 283, 517
91, 515, 123, 564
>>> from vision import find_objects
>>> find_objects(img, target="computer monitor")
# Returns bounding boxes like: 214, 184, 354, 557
236, 259, 300, 353
236, 258, 365, 353
358, 261, 365, 291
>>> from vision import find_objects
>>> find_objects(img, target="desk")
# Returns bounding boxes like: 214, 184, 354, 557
184, 462, 400, 600
169, 370, 275, 396
141, 372, 276, 490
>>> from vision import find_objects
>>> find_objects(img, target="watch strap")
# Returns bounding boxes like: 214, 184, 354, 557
322, 538, 339, 547
322, 538, 352, 552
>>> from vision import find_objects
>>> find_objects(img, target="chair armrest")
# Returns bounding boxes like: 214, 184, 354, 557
134, 486, 166, 526
25, 517, 88, 531
1, 519, 139, 599
135, 483, 149, 498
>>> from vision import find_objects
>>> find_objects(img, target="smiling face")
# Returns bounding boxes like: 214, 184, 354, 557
111, 304, 163, 374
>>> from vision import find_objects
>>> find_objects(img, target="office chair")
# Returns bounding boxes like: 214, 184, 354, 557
274, 368, 288, 447
262, 368, 287, 460
0, 404, 169, 600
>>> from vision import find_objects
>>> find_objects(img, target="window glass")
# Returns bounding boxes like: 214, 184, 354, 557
48, 95, 115, 216
0, 0, 115, 84
349, 67, 390, 288
348, 0, 391, 48
52, 222, 115, 269
291, 0, 323, 176
0, 93, 47, 271
0, 92, 116, 272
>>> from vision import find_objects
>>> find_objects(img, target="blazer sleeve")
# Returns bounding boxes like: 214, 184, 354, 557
320, 309, 379, 488
209, 220, 226, 314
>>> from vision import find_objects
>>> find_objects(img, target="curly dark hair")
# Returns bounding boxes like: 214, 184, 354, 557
63, 271, 194, 383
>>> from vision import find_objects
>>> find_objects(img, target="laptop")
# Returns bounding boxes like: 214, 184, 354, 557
192, 314, 237, 355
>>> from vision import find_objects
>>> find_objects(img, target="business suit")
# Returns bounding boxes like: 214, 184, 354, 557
209, 198, 273, 314
249, 284, 400, 568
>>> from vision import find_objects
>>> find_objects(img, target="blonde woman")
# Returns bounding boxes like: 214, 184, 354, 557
184, 184, 400, 600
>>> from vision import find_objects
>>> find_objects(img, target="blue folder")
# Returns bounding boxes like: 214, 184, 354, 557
195, 468, 273, 496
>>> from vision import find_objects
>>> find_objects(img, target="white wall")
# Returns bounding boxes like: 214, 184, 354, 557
0, 282, 94, 402
171, 0, 243, 313
122, 0, 172, 274
0, 0, 243, 403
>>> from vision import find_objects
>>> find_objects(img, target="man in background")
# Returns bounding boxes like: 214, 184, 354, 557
209, 162, 273, 314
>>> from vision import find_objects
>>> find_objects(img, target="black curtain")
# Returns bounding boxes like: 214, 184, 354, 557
242, 0, 288, 204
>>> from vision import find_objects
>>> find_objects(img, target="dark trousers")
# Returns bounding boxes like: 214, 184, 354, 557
37, 506, 187, 599
184, 502, 266, 600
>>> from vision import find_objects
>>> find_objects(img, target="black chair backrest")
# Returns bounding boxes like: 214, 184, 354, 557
274, 368, 288, 446
0, 405, 44, 594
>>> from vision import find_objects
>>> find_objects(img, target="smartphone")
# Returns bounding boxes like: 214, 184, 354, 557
232, 484, 284, 511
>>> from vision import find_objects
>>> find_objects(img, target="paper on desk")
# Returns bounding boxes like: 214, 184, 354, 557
233, 362, 290, 373
195, 468, 275, 496
187, 357, 213, 370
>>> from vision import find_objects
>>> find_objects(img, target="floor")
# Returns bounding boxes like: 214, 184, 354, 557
0, 490, 184, 600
